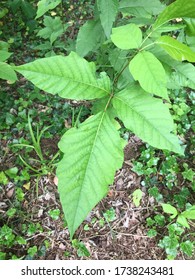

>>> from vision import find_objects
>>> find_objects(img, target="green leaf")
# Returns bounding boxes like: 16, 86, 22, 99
127, 17, 154, 26
0, 8, 8, 19
103, 208, 116, 222
111, 24, 142, 50
36, 0, 61, 19
27, 246, 37, 257
56, 111, 125, 238
186, 35, 195, 52
147, 229, 157, 237
129, 51, 168, 99
72, 240, 90, 257
180, 241, 194, 256
6, 208, 16, 217
177, 215, 190, 228
0, 252, 6, 260
5, 167, 18, 178
184, 18, 195, 36
15, 52, 110, 100
21, 0, 36, 19
0, 51, 12, 62
7, 0, 21, 13
48, 209, 60, 220
112, 85, 183, 154
156, 36, 195, 62
76, 20, 104, 57
154, 0, 195, 29
37, 16, 66, 45
173, 63, 195, 90
0, 62, 17, 82
152, 48, 195, 89
132, 189, 143, 207
159, 235, 179, 257
0, 40, 9, 52
0, 172, 8, 185
97, 0, 119, 38
119, 0, 165, 18
161, 203, 178, 218
182, 164, 194, 182
77, 242, 90, 257
182, 206, 195, 219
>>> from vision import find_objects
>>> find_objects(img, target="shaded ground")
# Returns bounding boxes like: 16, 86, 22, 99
1, 136, 164, 259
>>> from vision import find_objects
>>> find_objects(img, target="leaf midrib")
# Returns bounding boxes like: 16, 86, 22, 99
71, 110, 108, 232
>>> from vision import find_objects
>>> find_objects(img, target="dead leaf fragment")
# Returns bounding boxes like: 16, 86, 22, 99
53, 176, 58, 186
6, 187, 15, 198
23, 182, 30, 190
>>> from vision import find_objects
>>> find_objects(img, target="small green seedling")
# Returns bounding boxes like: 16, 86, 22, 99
161, 203, 195, 229
132, 189, 143, 207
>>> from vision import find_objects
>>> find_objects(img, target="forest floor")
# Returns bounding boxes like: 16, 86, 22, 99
1, 131, 166, 260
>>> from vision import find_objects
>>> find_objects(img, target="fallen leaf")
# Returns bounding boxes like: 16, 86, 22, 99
6, 188, 15, 198
59, 243, 66, 250
53, 176, 58, 186
37, 209, 43, 218
23, 182, 30, 190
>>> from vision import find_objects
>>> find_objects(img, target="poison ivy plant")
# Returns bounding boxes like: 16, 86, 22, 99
184, 18, 195, 36
0, 41, 17, 83
162, 204, 195, 229
76, 0, 118, 56
111, 24, 142, 49
36, 0, 61, 19
119, 0, 165, 18
37, 16, 68, 45
153, 0, 195, 29
76, 20, 104, 57
156, 36, 195, 62
97, 0, 119, 38
0, 61, 17, 82
14, 0, 195, 238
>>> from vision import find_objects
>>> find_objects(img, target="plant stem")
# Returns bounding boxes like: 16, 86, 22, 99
19, 155, 41, 174
139, 42, 156, 52
113, 55, 134, 87
140, 28, 154, 48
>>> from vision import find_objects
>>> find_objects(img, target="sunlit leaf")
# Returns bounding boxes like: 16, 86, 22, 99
161, 203, 178, 218
111, 24, 142, 50
177, 215, 190, 228
154, 0, 195, 28
112, 85, 183, 155
129, 51, 168, 99
0, 62, 17, 82
36, 0, 61, 19
15, 52, 110, 100
156, 36, 195, 62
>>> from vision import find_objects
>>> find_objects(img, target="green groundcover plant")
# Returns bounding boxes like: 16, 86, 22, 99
10, 0, 195, 238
